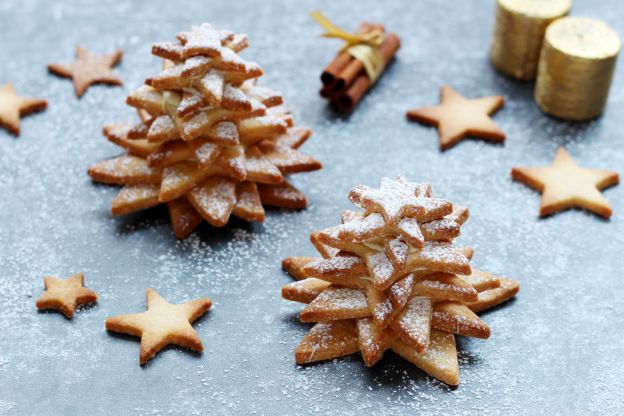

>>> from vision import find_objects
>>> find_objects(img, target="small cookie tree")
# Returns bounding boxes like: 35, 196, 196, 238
281, 177, 519, 385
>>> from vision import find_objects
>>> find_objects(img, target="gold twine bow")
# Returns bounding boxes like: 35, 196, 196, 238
311, 11, 386, 83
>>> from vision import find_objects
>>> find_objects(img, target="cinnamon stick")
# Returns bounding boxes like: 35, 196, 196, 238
320, 23, 376, 89
319, 84, 335, 98
336, 33, 401, 112
333, 24, 385, 92
321, 54, 352, 87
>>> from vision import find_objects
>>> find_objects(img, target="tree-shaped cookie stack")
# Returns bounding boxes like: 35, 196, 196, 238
281, 177, 519, 385
88, 23, 321, 238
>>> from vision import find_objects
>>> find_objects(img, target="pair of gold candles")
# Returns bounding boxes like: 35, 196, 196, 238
490, 0, 621, 121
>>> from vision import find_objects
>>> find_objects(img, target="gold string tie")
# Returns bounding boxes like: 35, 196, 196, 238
311, 11, 386, 83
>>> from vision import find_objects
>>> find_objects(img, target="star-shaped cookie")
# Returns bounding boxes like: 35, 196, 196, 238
349, 177, 451, 224
0, 83, 47, 136
406, 85, 505, 150
512, 147, 619, 218
48, 46, 123, 97
106, 288, 212, 364
35, 272, 98, 319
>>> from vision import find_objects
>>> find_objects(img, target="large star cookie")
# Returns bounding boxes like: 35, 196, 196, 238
406, 85, 505, 150
36, 272, 98, 319
48, 46, 123, 97
0, 83, 47, 136
106, 288, 212, 364
512, 147, 619, 218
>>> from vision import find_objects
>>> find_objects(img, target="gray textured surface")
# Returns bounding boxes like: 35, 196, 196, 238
1, 0, 623, 415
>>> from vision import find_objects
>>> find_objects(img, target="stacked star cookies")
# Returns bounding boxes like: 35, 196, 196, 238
281, 177, 519, 385
88, 23, 321, 238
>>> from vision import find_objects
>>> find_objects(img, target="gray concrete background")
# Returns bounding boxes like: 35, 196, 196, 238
0, 0, 622, 414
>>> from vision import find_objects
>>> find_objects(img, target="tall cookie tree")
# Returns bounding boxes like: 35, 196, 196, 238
89, 23, 321, 238
281, 177, 519, 385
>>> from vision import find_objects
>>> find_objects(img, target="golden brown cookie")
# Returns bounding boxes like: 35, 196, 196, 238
349, 177, 446, 224
111, 185, 161, 216
48, 46, 123, 97
295, 320, 359, 365
282, 278, 331, 303
512, 147, 619, 218
282, 256, 319, 280
167, 197, 204, 239
461, 269, 501, 292
36, 272, 97, 319
432, 301, 490, 339
88, 155, 162, 185
356, 317, 394, 367
105, 288, 212, 365
412, 272, 478, 303
0, 83, 47, 136
299, 286, 369, 322
391, 330, 459, 386
406, 86, 505, 150
467, 278, 520, 313
103, 123, 160, 157
390, 296, 432, 353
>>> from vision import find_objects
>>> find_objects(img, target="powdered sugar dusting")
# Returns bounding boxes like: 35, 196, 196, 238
395, 296, 432, 347
2, 0, 623, 414
307, 256, 363, 275
366, 251, 395, 282
307, 286, 368, 313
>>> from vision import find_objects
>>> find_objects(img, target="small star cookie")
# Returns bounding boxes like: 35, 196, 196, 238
512, 147, 619, 218
35, 272, 98, 319
348, 177, 451, 224
0, 83, 47, 136
406, 85, 505, 150
106, 288, 212, 365
48, 46, 123, 97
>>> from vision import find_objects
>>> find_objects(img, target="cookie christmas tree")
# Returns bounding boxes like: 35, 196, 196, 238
88, 23, 321, 238
281, 177, 519, 385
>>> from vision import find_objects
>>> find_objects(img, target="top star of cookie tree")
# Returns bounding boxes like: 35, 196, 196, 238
280, 177, 519, 386
88, 23, 322, 239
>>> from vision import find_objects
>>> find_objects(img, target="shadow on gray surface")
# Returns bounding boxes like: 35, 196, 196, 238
365, 352, 458, 391
36, 302, 99, 320
105, 330, 204, 368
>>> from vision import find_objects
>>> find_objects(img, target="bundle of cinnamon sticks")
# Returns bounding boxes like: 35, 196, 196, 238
319, 22, 401, 112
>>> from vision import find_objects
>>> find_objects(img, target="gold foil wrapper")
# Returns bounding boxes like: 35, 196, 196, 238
535, 17, 621, 121
490, 0, 571, 80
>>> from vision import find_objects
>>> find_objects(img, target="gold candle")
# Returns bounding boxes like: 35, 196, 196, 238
490, 0, 572, 80
535, 17, 620, 121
